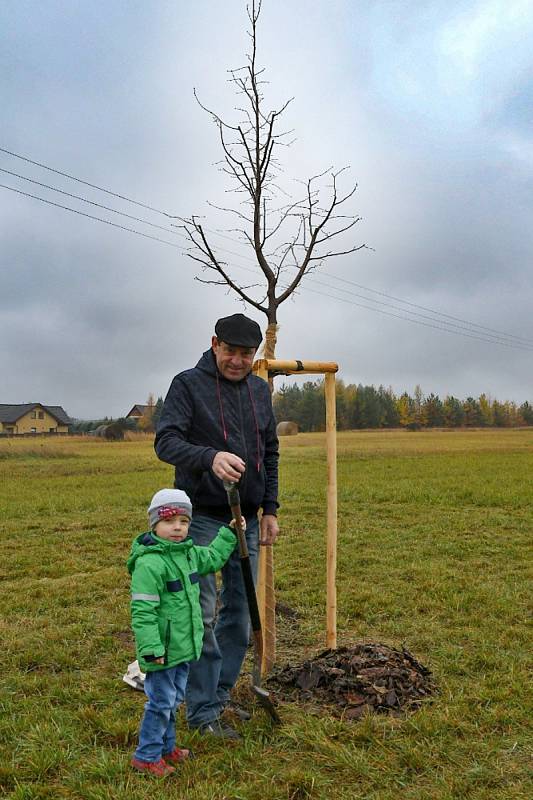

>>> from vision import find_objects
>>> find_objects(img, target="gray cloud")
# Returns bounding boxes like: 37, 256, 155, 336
1, 0, 532, 418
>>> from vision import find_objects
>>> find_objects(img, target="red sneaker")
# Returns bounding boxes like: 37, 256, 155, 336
131, 757, 176, 777
163, 746, 192, 764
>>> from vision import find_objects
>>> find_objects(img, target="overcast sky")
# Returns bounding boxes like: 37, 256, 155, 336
1, 0, 532, 419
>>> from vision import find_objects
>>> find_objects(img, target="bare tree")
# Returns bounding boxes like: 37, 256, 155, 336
179, 0, 366, 358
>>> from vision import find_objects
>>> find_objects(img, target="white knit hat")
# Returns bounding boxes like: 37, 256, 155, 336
148, 489, 193, 529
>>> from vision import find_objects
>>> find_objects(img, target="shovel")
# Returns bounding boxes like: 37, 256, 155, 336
223, 480, 280, 724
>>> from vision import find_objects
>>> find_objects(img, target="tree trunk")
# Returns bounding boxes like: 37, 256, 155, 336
263, 322, 278, 360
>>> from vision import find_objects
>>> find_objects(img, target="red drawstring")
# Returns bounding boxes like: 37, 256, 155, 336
215, 372, 228, 442
215, 373, 261, 472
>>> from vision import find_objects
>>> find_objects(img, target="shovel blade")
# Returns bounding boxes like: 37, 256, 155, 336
251, 683, 281, 724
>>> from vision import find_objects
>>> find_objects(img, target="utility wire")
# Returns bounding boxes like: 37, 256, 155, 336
202, 227, 533, 346
217, 261, 533, 352
0, 183, 186, 250
2, 179, 532, 352
0, 167, 189, 239
0, 146, 179, 218
3, 144, 530, 345
2, 148, 532, 350
296, 282, 533, 352
190, 228, 533, 347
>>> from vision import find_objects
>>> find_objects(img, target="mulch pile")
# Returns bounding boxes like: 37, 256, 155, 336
267, 642, 435, 719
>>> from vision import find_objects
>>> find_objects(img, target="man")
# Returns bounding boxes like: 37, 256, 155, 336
154, 313, 279, 739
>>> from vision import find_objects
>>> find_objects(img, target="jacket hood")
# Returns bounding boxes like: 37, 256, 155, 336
127, 530, 194, 574
195, 348, 253, 383
195, 348, 218, 376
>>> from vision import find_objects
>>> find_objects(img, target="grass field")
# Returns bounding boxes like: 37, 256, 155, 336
0, 430, 531, 799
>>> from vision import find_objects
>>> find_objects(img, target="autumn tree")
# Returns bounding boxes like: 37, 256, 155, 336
138, 393, 156, 432
519, 400, 533, 425
179, 0, 365, 357
397, 392, 415, 428
443, 395, 464, 427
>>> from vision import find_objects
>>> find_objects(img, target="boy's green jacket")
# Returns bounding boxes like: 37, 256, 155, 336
127, 526, 236, 672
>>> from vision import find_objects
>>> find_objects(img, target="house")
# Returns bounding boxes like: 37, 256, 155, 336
0, 404, 71, 435
125, 404, 153, 420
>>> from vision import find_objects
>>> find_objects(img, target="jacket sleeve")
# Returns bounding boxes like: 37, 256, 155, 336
262, 394, 279, 516
154, 374, 218, 471
130, 559, 166, 660
194, 526, 237, 576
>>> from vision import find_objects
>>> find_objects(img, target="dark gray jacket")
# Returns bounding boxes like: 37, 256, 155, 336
155, 349, 279, 519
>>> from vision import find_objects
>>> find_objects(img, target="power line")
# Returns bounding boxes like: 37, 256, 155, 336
0, 167, 189, 239
202, 227, 533, 346
193, 228, 533, 347
3, 180, 532, 352
293, 281, 533, 352
315, 269, 533, 346
0, 183, 186, 250
221, 261, 533, 352
0, 146, 179, 218
298, 273, 533, 349
2, 148, 531, 351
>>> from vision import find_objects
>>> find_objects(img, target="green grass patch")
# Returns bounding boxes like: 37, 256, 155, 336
0, 430, 531, 799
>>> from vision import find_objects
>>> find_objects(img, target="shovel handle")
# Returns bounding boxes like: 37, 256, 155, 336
224, 481, 248, 558
223, 480, 280, 723
223, 480, 262, 636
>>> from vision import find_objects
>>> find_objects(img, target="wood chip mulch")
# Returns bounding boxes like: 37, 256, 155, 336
267, 642, 436, 719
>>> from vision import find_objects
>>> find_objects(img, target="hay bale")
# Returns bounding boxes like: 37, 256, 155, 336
92, 423, 124, 441
277, 421, 298, 436
103, 423, 124, 441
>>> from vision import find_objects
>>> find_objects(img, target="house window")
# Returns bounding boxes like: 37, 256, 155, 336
49, 427, 56, 433
38, 411, 44, 419
30, 427, 36, 433
31, 411, 37, 419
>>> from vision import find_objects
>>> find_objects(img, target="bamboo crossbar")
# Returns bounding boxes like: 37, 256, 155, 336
253, 359, 338, 375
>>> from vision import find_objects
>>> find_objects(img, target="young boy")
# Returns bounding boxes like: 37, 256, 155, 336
128, 488, 237, 777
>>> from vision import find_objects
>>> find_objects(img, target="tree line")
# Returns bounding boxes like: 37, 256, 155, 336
273, 381, 533, 431
70, 396, 164, 434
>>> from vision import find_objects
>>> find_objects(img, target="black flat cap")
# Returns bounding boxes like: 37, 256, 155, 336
215, 313, 262, 348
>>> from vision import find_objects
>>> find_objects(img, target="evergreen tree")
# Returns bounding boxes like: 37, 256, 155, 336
478, 394, 493, 427
152, 396, 164, 429
492, 400, 508, 427
463, 397, 482, 427
443, 396, 464, 427
378, 386, 400, 428
424, 393, 444, 427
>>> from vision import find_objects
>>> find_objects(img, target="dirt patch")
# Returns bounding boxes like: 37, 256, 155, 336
267, 642, 435, 719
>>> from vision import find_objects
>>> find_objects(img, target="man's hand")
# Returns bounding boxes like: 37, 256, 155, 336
212, 451, 246, 482
230, 516, 246, 532
259, 514, 279, 545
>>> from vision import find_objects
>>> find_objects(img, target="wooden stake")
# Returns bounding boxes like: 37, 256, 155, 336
325, 371, 337, 649
253, 356, 339, 658
255, 360, 276, 675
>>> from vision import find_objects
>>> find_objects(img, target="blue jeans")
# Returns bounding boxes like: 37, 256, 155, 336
185, 513, 259, 728
134, 663, 190, 762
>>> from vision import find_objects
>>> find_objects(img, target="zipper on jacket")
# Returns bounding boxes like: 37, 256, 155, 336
237, 382, 249, 498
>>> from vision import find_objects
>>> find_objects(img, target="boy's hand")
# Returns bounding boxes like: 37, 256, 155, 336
153, 656, 165, 665
230, 516, 246, 532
